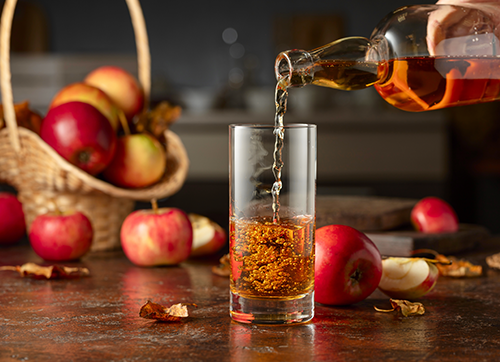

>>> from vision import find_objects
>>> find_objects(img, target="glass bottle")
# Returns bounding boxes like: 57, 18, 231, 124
274, 4, 500, 112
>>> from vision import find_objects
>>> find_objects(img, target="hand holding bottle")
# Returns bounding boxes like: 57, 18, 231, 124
427, 0, 500, 55
436, 0, 500, 21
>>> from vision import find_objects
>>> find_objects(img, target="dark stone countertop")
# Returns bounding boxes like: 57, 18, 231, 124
1, 239, 500, 362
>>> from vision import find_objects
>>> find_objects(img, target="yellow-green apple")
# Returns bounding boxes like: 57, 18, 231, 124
188, 213, 227, 257
315, 224, 382, 305
0, 192, 26, 245
84, 66, 145, 121
378, 257, 439, 299
120, 205, 193, 267
41, 101, 117, 175
102, 133, 166, 188
411, 196, 459, 233
49, 82, 123, 131
28, 210, 93, 261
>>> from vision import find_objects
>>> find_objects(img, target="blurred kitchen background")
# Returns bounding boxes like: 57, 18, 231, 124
5, 0, 500, 234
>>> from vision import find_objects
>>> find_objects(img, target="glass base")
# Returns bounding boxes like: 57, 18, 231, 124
230, 290, 314, 325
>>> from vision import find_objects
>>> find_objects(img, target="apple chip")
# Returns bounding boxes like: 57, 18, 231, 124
486, 252, 500, 270
139, 300, 196, 322
435, 255, 482, 277
375, 299, 425, 317
0, 262, 90, 279
212, 253, 230, 277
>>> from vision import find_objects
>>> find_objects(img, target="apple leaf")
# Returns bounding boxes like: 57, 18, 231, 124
375, 299, 425, 317
135, 101, 181, 143
212, 253, 230, 277
139, 300, 196, 322
435, 254, 482, 277
0, 262, 90, 279
486, 252, 500, 270
0, 100, 43, 134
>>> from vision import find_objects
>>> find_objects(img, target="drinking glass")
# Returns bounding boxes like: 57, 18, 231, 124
229, 123, 317, 324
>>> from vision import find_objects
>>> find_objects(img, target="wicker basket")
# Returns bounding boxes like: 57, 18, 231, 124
0, 0, 189, 251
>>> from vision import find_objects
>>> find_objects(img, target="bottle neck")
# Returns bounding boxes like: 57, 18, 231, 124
275, 36, 389, 89
275, 49, 314, 88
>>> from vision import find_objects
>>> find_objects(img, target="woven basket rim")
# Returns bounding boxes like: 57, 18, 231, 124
1, 126, 189, 201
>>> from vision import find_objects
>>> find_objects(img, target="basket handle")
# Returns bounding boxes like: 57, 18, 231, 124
0, 0, 151, 153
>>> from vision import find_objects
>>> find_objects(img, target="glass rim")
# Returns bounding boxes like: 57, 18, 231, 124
229, 123, 317, 129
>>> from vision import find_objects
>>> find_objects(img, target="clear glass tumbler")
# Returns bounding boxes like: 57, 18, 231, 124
229, 123, 317, 324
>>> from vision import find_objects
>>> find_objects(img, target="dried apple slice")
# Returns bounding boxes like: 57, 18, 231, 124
139, 300, 196, 322
378, 257, 439, 299
375, 299, 426, 317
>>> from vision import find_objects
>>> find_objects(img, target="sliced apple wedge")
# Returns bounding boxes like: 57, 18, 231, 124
378, 257, 439, 299
188, 213, 227, 257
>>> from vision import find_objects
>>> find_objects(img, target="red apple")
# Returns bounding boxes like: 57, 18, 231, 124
120, 205, 193, 267
49, 82, 123, 131
315, 224, 383, 306
84, 66, 144, 121
188, 213, 227, 257
378, 257, 439, 299
102, 133, 166, 188
41, 101, 117, 175
0, 192, 26, 245
411, 196, 459, 233
29, 210, 93, 261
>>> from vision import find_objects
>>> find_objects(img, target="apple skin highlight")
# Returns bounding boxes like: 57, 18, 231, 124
411, 197, 459, 233
121, 207, 193, 267
315, 224, 383, 306
102, 134, 166, 188
29, 211, 93, 261
49, 82, 122, 131
41, 101, 117, 175
85, 66, 145, 121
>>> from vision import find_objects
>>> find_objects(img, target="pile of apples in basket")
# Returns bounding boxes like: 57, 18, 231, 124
0, 66, 226, 265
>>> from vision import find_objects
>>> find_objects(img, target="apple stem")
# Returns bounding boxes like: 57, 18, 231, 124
78, 151, 91, 165
118, 111, 131, 136
50, 198, 62, 216
351, 268, 362, 284
151, 198, 158, 214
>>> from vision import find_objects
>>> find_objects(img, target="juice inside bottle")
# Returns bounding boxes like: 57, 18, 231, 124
309, 56, 500, 112
375, 56, 500, 112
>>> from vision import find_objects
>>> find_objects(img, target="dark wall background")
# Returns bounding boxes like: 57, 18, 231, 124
29, 0, 425, 89
11, 0, 500, 235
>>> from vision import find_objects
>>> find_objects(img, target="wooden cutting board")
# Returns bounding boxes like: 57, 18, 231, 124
315, 195, 490, 255
316, 195, 417, 231
366, 224, 490, 257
